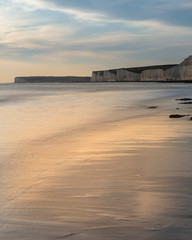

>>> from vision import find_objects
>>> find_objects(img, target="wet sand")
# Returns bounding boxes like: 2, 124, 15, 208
0, 83, 192, 239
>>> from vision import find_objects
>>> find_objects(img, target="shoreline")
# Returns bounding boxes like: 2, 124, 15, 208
14, 79, 192, 84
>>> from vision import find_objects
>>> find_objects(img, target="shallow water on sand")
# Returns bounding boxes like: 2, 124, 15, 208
1, 82, 192, 239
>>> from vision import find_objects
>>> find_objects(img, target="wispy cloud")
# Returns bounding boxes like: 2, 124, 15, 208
11, 0, 105, 22
16, 0, 192, 27
0, 24, 76, 49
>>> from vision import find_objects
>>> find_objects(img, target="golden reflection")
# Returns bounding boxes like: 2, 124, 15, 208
5, 112, 191, 223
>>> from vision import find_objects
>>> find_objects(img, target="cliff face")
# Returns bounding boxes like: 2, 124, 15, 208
15, 76, 91, 83
91, 69, 140, 82
165, 56, 192, 81
91, 56, 192, 82
116, 69, 140, 81
178, 56, 192, 80
141, 69, 164, 81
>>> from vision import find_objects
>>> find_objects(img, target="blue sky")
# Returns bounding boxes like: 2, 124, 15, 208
1, 0, 192, 82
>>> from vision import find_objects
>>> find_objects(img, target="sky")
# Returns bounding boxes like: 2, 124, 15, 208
1, 0, 192, 82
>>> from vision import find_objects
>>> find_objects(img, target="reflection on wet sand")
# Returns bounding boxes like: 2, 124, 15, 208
1, 82, 192, 239
2, 111, 192, 239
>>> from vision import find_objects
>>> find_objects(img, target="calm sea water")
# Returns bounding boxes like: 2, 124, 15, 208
0, 82, 192, 239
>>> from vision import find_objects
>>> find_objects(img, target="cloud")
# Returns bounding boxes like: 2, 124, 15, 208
11, 0, 192, 27
1, 0, 192, 82
11, 0, 105, 22
1, 24, 75, 49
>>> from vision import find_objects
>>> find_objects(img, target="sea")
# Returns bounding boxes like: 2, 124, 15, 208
0, 82, 192, 239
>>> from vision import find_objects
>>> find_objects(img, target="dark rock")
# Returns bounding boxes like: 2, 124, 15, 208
176, 108, 180, 110
176, 98, 192, 101
190, 117, 192, 121
169, 114, 190, 118
179, 101, 192, 104
147, 106, 158, 109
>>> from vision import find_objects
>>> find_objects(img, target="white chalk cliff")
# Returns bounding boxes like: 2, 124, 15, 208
141, 69, 164, 81
91, 56, 192, 82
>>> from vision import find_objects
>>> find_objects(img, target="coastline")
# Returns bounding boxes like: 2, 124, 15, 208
13, 79, 192, 84
13, 55, 192, 84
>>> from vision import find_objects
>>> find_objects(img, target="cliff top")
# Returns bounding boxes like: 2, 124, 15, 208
93, 64, 178, 75
180, 56, 192, 66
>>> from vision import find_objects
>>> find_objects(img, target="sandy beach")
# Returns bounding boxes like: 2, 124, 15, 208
0, 82, 192, 239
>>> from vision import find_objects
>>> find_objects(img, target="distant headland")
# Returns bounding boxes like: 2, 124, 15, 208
15, 56, 192, 83
15, 76, 91, 83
